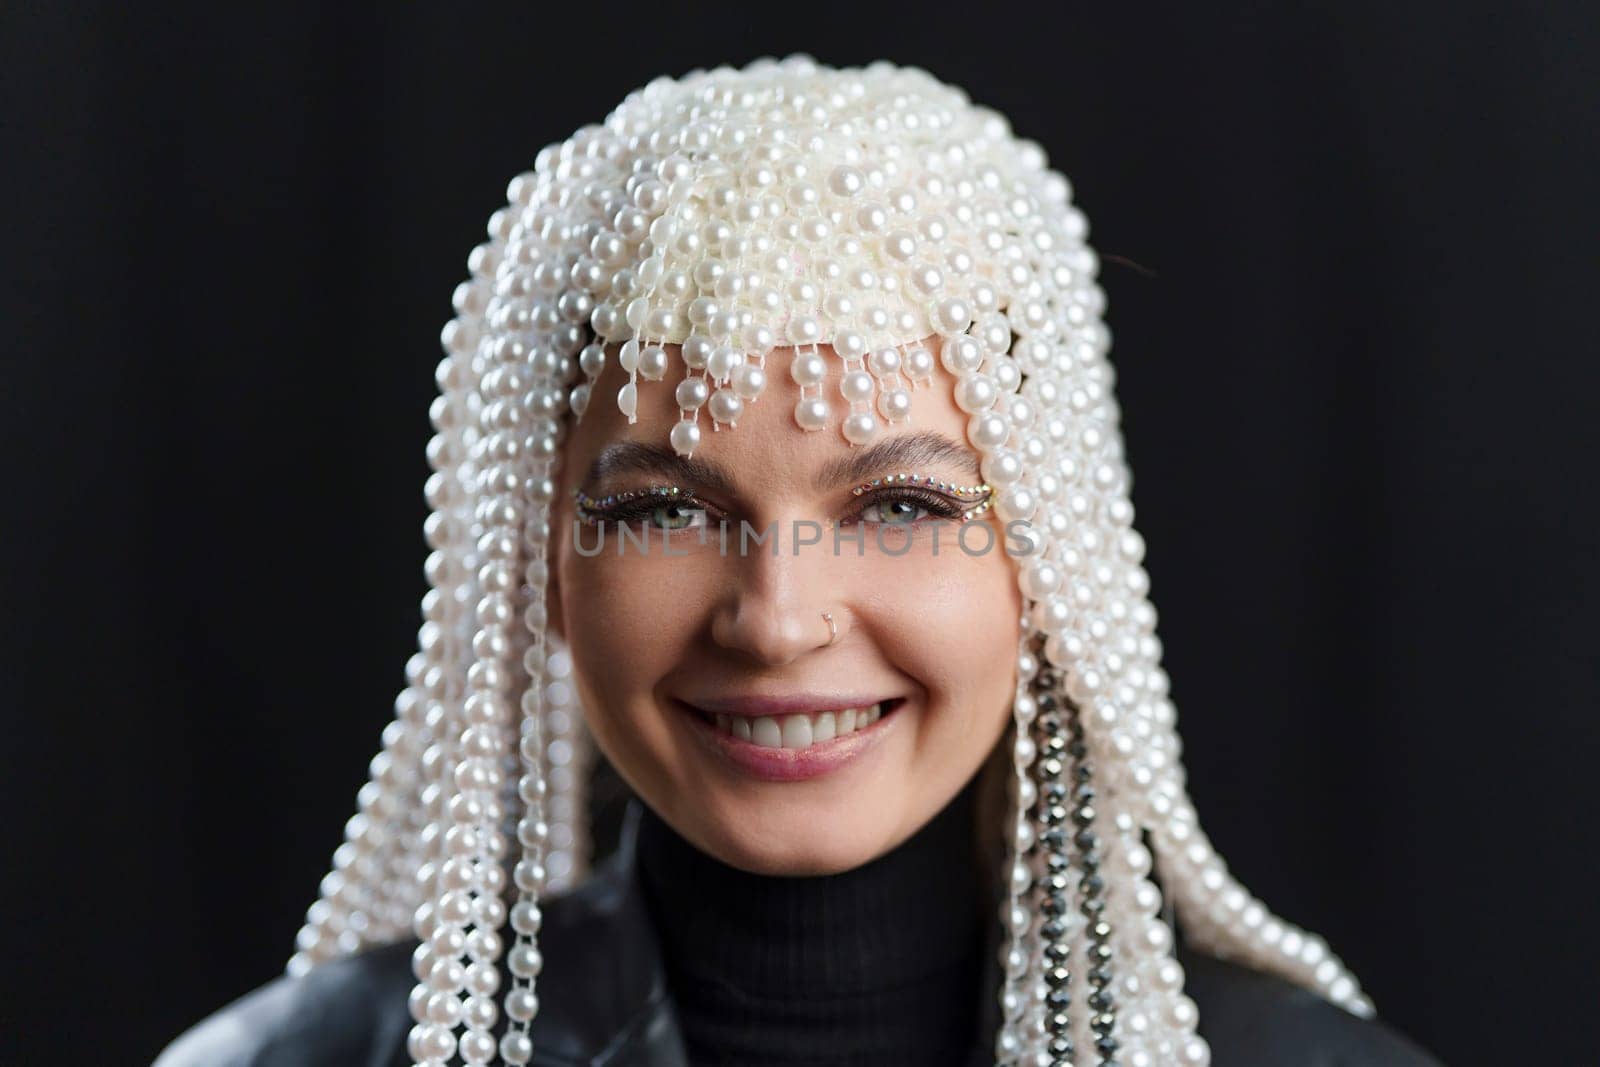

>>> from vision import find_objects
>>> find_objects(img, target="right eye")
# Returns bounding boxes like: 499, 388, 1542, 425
580, 490, 714, 532
634, 502, 706, 531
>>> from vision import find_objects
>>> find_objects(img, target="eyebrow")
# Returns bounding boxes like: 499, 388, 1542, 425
581, 430, 983, 496
811, 430, 982, 491
583, 442, 739, 497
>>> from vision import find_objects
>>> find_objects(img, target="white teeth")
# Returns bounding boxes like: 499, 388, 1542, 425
780, 714, 813, 748
714, 702, 887, 747
751, 716, 782, 747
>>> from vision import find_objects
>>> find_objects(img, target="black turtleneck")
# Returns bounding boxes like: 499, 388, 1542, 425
635, 777, 998, 1066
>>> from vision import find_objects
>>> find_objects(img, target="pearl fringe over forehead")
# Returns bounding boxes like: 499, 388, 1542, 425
551, 59, 1058, 456
290, 56, 1371, 1067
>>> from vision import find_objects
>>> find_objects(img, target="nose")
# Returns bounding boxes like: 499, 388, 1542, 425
709, 534, 837, 667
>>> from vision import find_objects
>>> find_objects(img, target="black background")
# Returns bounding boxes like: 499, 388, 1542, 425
5, 4, 1597, 1065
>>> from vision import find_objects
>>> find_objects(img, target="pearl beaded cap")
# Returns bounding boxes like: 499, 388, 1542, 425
555, 57, 1044, 457
288, 56, 1372, 1067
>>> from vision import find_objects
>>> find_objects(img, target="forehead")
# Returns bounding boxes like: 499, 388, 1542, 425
561, 342, 981, 496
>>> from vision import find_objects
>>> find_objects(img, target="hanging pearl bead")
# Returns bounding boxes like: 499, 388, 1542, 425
731, 363, 767, 400
669, 419, 701, 456
877, 387, 912, 422
795, 396, 829, 431
674, 377, 709, 410
904, 344, 936, 385
709, 388, 744, 427
842, 411, 879, 444
791, 351, 827, 387
638, 345, 669, 381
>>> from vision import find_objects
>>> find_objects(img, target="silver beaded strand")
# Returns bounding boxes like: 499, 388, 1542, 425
1031, 658, 1084, 1067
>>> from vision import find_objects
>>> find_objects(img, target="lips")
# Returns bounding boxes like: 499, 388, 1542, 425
675, 697, 905, 782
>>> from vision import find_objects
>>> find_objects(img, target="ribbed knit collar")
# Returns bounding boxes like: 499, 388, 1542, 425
634, 777, 994, 1065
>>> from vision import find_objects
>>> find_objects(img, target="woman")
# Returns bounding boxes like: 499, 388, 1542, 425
157, 57, 1440, 1066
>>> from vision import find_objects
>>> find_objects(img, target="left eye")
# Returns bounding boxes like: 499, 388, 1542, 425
859, 498, 930, 524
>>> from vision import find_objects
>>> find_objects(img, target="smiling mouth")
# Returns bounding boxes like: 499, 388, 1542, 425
689, 699, 903, 749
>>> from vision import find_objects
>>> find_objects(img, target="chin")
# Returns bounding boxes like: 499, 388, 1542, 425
689, 796, 901, 877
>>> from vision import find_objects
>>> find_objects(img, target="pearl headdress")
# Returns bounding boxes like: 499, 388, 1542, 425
289, 56, 1371, 1067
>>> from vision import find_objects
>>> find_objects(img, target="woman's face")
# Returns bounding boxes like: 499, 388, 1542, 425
549, 343, 1022, 875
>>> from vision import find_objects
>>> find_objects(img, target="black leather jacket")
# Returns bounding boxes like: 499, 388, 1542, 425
156, 806, 1443, 1066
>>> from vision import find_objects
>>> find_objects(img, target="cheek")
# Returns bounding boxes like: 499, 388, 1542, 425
562, 564, 660, 695
872, 542, 1023, 734
554, 548, 705, 770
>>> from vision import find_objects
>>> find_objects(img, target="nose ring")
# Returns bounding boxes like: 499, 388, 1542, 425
822, 611, 838, 646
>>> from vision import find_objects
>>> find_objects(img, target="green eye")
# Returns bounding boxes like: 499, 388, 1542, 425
649, 503, 704, 530
861, 498, 928, 525
574, 486, 712, 531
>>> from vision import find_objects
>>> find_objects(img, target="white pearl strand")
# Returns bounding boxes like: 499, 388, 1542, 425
405, 333, 485, 1061
293, 57, 1372, 1067
499, 396, 557, 1067
484, 193, 592, 903
406, 300, 535, 1066
982, 134, 1215, 1066
996, 643, 1047, 1062
287, 280, 483, 976
537, 642, 589, 894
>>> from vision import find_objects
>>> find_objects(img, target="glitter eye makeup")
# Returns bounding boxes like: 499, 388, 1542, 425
573, 474, 995, 532
848, 472, 994, 524
846, 473, 989, 498
572, 485, 706, 528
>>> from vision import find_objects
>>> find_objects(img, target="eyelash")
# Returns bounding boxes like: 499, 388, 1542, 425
578, 485, 985, 529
